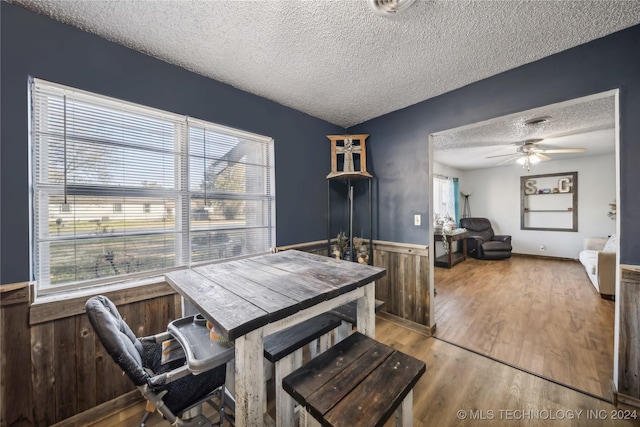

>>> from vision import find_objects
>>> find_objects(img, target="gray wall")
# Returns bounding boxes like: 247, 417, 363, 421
348, 24, 640, 265
0, 2, 343, 284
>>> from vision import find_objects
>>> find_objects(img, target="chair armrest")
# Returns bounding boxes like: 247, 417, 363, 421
492, 235, 511, 243
465, 236, 484, 258
597, 251, 616, 296
140, 331, 172, 344
584, 237, 607, 251
147, 364, 191, 389
466, 236, 485, 244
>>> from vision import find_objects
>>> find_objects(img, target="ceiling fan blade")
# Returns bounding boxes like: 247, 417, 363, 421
495, 155, 520, 165
538, 148, 586, 154
486, 153, 519, 159
535, 153, 552, 161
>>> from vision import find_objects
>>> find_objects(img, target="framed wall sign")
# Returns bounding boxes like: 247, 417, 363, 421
521, 172, 578, 232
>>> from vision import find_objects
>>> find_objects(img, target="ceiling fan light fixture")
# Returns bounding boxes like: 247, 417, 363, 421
516, 153, 541, 170
369, 0, 417, 15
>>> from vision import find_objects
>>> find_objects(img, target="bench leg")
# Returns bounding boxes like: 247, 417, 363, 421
395, 389, 413, 427
263, 360, 273, 414
334, 320, 352, 343
308, 338, 320, 359
319, 331, 331, 353
300, 407, 322, 427
309, 331, 332, 359
275, 348, 303, 427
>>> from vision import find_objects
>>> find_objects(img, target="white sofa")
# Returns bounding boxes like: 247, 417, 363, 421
578, 235, 616, 299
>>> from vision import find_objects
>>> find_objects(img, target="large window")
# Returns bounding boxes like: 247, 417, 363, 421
31, 78, 275, 297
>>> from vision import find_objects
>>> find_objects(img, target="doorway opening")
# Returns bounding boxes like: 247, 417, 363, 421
428, 90, 620, 400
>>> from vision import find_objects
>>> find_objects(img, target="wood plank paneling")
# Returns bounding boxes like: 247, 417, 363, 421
618, 265, 640, 404
274, 239, 329, 256
1, 284, 33, 426
54, 316, 78, 421
76, 314, 97, 413
29, 281, 176, 325
31, 322, 56, 426
372, 241, 430, 327
278, 240, 431, 329
2, 289, 180, 426
2, 243, 427, 425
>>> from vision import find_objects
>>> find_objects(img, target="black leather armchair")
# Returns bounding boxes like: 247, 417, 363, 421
460, 217, 512, 260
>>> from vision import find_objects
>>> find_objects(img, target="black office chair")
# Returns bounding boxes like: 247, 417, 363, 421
85, 295, 231, 427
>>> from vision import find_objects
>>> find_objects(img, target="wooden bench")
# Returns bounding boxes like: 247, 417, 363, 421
282, 332, 425, 427
330, 299, 385, 342
264, 312, 342, 427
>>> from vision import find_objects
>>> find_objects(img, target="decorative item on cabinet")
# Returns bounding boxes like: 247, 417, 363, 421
326, 134, 373, 264
353, 236, 370, 264
326, 134, 372, 179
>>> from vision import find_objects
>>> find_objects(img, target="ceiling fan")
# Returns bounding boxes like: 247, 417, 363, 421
486, 139, 586, 170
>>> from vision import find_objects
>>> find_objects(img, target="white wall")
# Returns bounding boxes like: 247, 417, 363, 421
433, 161, 464, 180
459, 154, 616, 259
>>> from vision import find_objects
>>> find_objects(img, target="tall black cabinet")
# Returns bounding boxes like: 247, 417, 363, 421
326, 174, 373, 263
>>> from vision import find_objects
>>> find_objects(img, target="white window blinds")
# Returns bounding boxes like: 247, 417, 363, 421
31, 78, 275, 296
187, 119, 275, 264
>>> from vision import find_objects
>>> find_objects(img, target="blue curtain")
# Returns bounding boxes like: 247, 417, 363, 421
453, 177, 460, 225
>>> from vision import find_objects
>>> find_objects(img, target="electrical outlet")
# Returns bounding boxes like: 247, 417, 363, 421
414, 214, 421, 226
539, 245, 546, 251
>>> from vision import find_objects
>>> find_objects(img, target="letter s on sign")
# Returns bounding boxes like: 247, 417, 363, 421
524, 179, 537, 195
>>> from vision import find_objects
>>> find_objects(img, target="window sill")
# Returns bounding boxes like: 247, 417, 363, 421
29, 277, 177, 325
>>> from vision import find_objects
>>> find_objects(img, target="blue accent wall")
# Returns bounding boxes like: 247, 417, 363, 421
0, 2, 343, 284
348, 24, 640, 265
3, 2, 640, 283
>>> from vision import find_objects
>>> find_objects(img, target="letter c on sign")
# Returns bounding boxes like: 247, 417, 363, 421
558, 177, 572, 193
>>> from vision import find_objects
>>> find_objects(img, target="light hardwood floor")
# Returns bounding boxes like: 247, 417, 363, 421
433, 254, 615, 399
90, 315, 633, 427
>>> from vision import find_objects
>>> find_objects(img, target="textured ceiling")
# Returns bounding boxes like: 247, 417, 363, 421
433, 93, 616, 170
8, 0, 640, 128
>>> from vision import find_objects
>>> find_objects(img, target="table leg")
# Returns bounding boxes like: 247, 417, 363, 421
462, 235, 468, 260
357, 282, 376, 338
395, 389, 413, 427
235, 328, 265, 427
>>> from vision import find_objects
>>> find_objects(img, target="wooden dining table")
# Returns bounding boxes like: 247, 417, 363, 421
165, 249, 386, 427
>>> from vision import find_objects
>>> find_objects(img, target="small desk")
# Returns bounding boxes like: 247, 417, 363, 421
165, 250, 386, 427
434, 231, 468, 268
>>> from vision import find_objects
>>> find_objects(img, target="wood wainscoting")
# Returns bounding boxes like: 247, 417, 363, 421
2, 239, 430, 425
617, 265, 640, 410
371, 241, 430, 331
0, 282, 181, 426
276, 240, 432, 333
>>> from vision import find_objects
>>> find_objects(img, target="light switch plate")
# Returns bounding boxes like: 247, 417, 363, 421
414, 214, 421, 226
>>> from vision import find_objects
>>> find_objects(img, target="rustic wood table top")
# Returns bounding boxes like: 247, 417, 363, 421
165, 249, 386, 427
165, 250, 386, 341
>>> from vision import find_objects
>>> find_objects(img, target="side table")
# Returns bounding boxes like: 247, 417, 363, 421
434, 230, 468, 268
